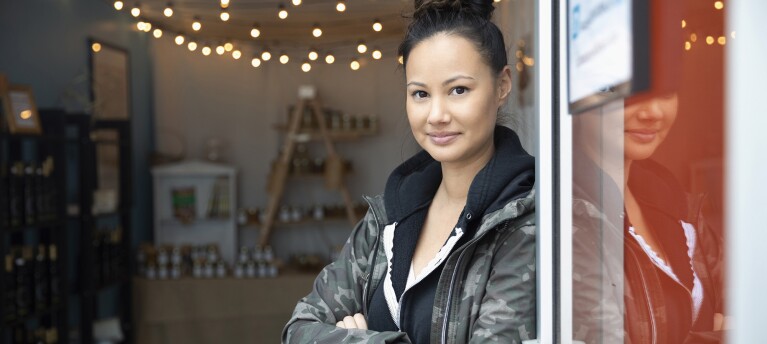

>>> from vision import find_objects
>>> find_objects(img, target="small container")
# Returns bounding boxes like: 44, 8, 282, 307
171, 264, 181, 279
234, 264, 245, 278
246, 261, 257, 278
146, 264, 158, 280
158, 265, 169, 280
215, 262, 227, 278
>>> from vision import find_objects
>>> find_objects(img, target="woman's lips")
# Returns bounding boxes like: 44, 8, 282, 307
428, 132, 460, 145
625, 129, 658, 143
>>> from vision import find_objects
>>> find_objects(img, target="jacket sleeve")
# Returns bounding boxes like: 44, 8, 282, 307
469, 224, 537, 344
282, 208, 412, 344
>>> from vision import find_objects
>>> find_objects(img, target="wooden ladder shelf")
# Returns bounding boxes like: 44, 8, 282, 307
258, 97, 358, 248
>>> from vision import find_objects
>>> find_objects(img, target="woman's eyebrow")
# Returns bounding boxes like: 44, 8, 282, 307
406, 75, 475, 88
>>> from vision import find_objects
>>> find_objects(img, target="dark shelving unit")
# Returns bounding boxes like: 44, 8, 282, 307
65, 114, 133, 344
1, 109, 70, 343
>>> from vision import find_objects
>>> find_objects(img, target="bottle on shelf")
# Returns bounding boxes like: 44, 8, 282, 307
4, 254, 16, 322
14, 247, 33, 318
48, 244, 60, 306
24, 163, 37, 225
34, 244, 50, 311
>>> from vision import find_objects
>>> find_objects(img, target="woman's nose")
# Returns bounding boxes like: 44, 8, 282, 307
636, 99, 664, 121
427, 97, 450, 125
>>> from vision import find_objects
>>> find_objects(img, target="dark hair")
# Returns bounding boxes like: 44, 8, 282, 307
399, 0, 507, 76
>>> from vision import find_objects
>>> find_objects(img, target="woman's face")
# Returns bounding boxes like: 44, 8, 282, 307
624, 93, 679, 161
405, 33, 511, 165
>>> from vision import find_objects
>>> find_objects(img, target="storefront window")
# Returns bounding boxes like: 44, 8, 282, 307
570, 0, 728, 342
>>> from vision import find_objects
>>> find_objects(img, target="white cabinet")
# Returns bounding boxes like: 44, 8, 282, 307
151, 160, 237, 262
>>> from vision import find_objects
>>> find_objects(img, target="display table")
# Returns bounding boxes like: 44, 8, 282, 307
133, 274, 316, 343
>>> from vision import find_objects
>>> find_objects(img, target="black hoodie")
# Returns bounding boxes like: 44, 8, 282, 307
367, 126, 535, 343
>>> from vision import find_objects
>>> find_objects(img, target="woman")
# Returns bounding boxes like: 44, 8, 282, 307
571, 93, 726, 343
282, 0, 537, 343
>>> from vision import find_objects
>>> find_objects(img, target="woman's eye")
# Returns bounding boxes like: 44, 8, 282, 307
412, 90, 428, 99
450, 87, 468, 95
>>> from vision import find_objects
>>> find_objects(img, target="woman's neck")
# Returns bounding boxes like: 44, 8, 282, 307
438, 144, 495, 206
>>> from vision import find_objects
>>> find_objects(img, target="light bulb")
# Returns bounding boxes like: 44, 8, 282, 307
153, 28, 163, 38
336, 0, 346, 12
251, 24, 261, 38
714, 1, 724, 10
143, 22, 152, 32
114, 1, 124, 10
224, 42, 233, 51
216, 45, 225, 55
220, 10, 230, 22
312, 26, 322, 38
302, 62, 312, 72
232, 50, 242, 59
373, 19, 382, 32
718, 36, 726, 45
164, 3, 173, 17
192, 18, 202, 31
91, 42, 102, 53
308, 50, 318, 61
372, 49, 382, 60
136, 22, 145, 31
252, 58, 262, 68
220, 0, 230, 9
357, 42, 367, 54
398, 55, 404, 64
131, 4, 140, 17
175, 35, 185, 45
262, 51, 272, 61
280, 53, 289, 64
325, 53, 335, 64
202, 46, 212, 56
292, 0, 302, 5
350, 59, 360, 70
278, 4, 288, 19
187, 41, 198, 51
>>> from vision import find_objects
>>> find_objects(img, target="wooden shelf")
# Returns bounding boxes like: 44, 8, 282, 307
273, 124, 377, 142
239, 215, 361, 230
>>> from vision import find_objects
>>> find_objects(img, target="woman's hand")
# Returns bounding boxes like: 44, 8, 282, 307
335, 313, 368, 330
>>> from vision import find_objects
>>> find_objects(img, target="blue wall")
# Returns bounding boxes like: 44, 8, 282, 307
0, 0, 154, 248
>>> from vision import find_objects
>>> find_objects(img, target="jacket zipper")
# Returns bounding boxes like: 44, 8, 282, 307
626, 244, 657, 344
362, 197, 383, 316
440, 243, 471, 344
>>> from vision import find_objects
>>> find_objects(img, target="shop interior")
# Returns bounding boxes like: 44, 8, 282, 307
0, 0, 535, 343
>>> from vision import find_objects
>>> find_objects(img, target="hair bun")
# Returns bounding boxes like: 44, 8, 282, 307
414, 0, 495, 21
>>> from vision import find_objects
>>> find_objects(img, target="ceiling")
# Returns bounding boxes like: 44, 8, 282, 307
121, 0, 413, 54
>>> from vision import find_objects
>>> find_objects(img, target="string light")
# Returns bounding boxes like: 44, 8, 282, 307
261, 49, 272, 61
690, 33, 697, 42
216, 45, 225, 55
302, 61, 312, 72
232, 50, 242, 59
220, 0, 230, 9
718, 36, 726, 45
714, 1, 724, 10
187, 41, 198, 51
251, 23, 261, 38
372, 19, 383, 32
681, 19, 686, 28
336, 0, 346, 12
142, 22, 152, 32
280, 52, 289, 64
130, 3, 141, 17
325, 53, 335, 64
278, 4, 288, 19
292, 0, 302, 5
308, 49, 319, 61
192, 17, 202, 31
224, 42, 234, 52
136, 21, 146, 31
706, 36, 714, 45
164, 2, 173, 17
350, 59, 360, 70
220, 8, 230, 21
398, 55, 404, 64
202, 46, 212, 56
312, 23, 322, 38
175, 35, 185, 45
731, 31, 737, 39
357, 41, 368, 54
152, 28, 163, 38
114, 1, 124, 10
372, 49, 382, 60
251, 57, 262, 68
91, 42, 102, 53
685, 41, 691, 51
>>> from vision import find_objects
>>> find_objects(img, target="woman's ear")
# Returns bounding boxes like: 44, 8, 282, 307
498, 65, 513, 107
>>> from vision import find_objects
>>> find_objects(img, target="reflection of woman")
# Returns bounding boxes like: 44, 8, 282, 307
283, 1, 537, 343
572, 94, 726, 343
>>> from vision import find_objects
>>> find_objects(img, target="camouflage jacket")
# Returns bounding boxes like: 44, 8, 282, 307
282, 189, 537, 344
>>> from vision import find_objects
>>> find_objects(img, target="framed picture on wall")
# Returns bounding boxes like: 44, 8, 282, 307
2, 84, 42, 135
89, 38, 131, 120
